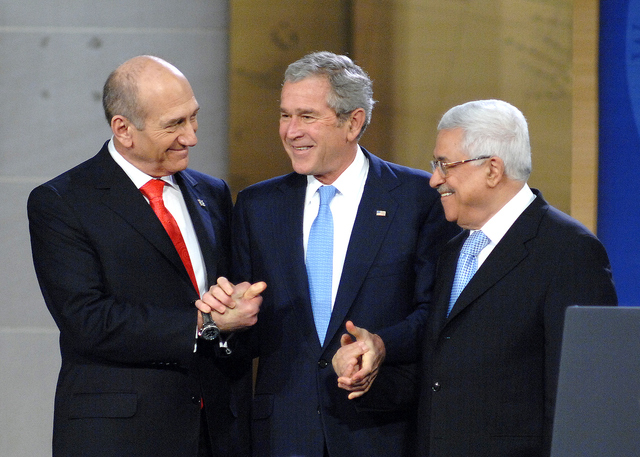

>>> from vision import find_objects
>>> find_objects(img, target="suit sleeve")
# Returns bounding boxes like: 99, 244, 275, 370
376, 193, 460, 364
542, 229, 617, 450
28, 184, 198, 367
229, 192, 252, 285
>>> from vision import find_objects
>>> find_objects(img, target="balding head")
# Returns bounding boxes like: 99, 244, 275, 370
102, 55, 188, 130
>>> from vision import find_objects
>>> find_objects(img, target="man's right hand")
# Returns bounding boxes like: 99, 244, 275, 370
332, 321, 386, 400
196, 276, 266, 333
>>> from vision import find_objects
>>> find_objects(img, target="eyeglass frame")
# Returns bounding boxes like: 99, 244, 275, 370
430, 155, 492, 176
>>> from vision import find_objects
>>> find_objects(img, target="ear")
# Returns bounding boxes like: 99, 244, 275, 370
485, 156, 506, 188
346, 108, 366, 142
111, 115, 134, 148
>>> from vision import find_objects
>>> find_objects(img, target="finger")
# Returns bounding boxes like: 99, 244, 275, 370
194, 299, 211, 313
350, 366, 370, 383
337, 376, 356, 387
345, 320, 357, 334
210, 287, 236, 310
242, 281, 267, 299
347, 390, 367, 400
340, 333, 355, 347
197, 296, 227, 314
216, 276, 235, 296
345, 320, 368, 342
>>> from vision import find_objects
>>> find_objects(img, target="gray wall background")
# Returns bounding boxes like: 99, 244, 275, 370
0, 2, 230, 455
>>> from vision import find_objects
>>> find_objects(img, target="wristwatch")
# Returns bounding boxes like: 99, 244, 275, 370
199, 313, 220, 341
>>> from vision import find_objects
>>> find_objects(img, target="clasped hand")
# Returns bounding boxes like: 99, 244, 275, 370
196, 276, 267, 333
332, 320, 386, 400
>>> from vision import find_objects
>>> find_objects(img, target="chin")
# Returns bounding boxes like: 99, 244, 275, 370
291, 162, 313, 176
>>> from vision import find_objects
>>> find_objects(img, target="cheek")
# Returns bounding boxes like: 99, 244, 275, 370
441, 197, 458, 217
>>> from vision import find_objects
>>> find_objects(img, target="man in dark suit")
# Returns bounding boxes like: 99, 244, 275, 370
28, 56, 260, 456
333, 99, 618, 456
197, 52, 457, 456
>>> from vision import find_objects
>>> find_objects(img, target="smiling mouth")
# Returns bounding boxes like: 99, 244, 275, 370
292, 146, 313, 151
438, 187, 454, 197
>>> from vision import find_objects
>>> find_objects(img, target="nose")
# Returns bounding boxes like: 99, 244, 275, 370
282, 116, 303, 140
179, 121, 198, 147
430, 168, 445, 189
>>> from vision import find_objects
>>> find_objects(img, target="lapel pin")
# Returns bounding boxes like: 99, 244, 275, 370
376, 210, 386, 217
198, 199, 206, 207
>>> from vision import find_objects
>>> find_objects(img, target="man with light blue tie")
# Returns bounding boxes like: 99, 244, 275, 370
198, 51, 458, 456
333, 99, 618, 457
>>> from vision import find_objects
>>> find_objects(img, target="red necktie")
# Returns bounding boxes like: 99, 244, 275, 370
140, 179, 199, 295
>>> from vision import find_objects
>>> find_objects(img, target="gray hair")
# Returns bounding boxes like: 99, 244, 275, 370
284, 51, 375, 140
438, 99, 532, 181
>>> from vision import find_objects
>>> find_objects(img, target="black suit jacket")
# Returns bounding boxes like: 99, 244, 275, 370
28, 142, 249, 456
415, 190, 618, 457
232, 149, 459, 457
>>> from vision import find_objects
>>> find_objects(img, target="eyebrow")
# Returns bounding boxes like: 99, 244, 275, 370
163, 107, 200, 127
280, 107, 318, 115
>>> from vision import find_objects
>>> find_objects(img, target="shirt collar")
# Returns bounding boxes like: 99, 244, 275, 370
305, 146, 369, 202
476, 183, 536, 245
108, 137, 176, 189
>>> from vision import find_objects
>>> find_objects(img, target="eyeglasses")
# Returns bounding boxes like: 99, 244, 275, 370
430, 156, 492, 176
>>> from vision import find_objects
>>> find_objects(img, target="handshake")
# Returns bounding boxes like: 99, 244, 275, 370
195, 276, 267, 335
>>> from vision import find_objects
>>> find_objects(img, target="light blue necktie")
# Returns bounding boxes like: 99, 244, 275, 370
307, 185, 337, 345
447, 230, 490, 317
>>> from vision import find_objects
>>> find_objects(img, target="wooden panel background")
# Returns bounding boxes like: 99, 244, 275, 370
230, 0, 599, 232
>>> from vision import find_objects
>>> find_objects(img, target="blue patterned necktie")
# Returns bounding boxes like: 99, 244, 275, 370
307, 185, 337, 345
447, 230, 490, 316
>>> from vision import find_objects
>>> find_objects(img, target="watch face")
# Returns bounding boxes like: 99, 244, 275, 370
200, 323, 220, 341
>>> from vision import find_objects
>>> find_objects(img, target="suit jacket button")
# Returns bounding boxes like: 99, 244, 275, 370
318, 359, 328, 369
432, 381, 441, 392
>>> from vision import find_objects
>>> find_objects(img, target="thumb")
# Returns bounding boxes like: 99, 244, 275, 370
243, 281, 267, 299
340, 332, 355, 347
345, 320, 365, 341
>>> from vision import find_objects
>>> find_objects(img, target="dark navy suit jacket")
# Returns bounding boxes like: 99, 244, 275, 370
231, 149, 458, 457
414, 190, 618, 457
28, 142, 249, 456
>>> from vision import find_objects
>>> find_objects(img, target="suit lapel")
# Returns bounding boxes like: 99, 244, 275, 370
431, 234, 465, 335
443, 195, 546, 326
176, 171, 221, 285
273, 175, 321, 349
94, 148, 198, 293
325, 152, 400, 346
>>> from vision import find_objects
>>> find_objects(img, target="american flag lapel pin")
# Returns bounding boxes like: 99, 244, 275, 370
376, 210, 386, 217
198, 199, 206, 207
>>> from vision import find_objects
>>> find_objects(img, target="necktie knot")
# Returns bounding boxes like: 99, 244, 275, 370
461, 230, 490, 257
140, 179, 166, 202
318, 185, 337, 206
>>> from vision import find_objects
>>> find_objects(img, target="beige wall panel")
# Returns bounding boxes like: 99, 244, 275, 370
571, 0, 599, 232
231, 0, 596, 221
354, 0, 573, 213
229, 0, 350, 195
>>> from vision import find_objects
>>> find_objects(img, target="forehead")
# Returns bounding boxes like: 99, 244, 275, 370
434, 128, 466, 160
280, 76, 332, 110
144, 78, 198, 123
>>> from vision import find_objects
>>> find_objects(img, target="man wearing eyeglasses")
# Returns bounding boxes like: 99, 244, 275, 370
333, 99, 618, 456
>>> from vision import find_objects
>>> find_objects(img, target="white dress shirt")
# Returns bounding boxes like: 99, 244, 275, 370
108, 138, 207, 296
303, 146, 369, 310
475, 183, 536, 268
